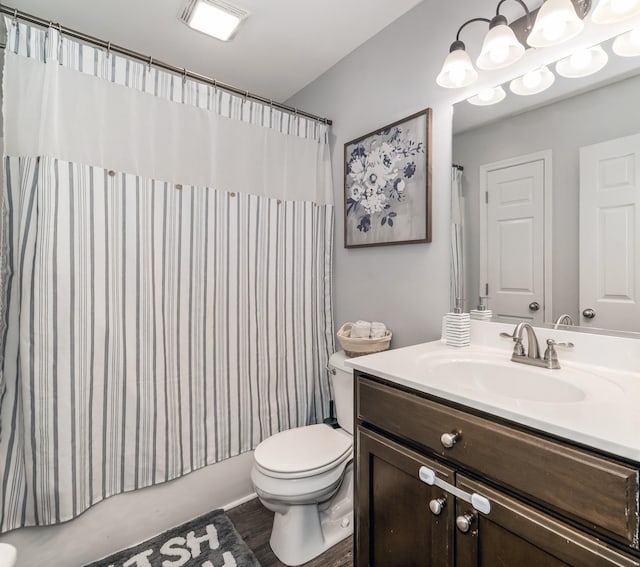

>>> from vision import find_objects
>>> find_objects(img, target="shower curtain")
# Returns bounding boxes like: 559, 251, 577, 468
450, 166, 465, 311
0, 19, 334, 533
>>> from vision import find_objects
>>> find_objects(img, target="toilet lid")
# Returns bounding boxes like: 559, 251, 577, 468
255, 424, 352, 475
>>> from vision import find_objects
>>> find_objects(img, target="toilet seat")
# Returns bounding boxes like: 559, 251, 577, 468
254, 424, 352, 479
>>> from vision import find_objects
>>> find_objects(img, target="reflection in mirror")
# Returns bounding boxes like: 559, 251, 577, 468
452, 35, 640, 334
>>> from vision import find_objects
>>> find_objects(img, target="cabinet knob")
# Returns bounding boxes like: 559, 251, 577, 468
456, 513, 475, 533
440, 431, 460, 449
429, 497, 446, 516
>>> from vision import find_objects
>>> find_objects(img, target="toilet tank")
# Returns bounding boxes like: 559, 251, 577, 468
328, 351, 354, 435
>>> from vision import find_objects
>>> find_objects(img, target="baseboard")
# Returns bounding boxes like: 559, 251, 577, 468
223, 491, 258, 511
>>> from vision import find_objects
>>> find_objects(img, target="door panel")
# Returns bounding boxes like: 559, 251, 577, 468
456, 475, 640, 567
355, 427, 454, 567
486, 158, 546, 323
580, 133, 640, 331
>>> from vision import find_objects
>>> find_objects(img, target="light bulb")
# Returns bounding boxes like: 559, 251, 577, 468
489, 44, 510, 64
570, 49, 593, 70
611, 0, 636, 14
542, 19, 567, 42
477, 88, 495, 102
523, 70, 542, 89
448, 65, 467, 87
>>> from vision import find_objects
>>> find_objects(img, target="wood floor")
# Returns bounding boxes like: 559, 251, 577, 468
227, 498, 353, 567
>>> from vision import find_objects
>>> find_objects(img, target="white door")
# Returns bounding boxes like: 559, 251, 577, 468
579, 133, 640, 332
481, 154, 549, 324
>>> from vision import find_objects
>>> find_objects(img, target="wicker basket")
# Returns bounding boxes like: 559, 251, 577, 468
337, 322, 392, 358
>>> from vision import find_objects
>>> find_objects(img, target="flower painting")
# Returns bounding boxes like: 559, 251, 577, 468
344, 109, 432, 248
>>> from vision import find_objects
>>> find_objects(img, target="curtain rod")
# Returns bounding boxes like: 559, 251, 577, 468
0, 4, 333, 126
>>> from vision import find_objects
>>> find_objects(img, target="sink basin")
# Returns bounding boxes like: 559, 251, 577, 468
415, 352, 623, 404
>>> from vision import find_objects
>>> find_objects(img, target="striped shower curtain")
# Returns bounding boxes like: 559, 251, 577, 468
0, 19, 334, 533
451, 166, 465, 311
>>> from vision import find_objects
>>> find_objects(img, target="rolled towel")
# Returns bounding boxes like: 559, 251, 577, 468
350, 320, 372, 338
370, 322, 387, 338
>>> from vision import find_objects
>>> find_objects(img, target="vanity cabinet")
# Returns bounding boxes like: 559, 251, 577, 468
355, 372, 640, 567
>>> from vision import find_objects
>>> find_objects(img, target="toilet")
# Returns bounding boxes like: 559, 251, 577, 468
251, 351, 354, 566
0, 544, 17, 567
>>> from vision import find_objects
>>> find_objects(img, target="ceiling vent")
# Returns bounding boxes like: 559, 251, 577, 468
179, 0, 250, 41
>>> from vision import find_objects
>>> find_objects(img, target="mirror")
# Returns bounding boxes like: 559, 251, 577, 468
452, 34, 640, 334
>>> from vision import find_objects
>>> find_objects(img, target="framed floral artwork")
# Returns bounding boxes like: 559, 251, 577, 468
344, 109, 432, 248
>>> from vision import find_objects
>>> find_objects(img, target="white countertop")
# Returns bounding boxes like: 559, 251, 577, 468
345, 322, 640, 463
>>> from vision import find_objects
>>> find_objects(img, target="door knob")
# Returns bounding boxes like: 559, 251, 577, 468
440, 431, 461, 449
528, 302, 540, 311
429, 497, 446, 516
456, 512, 475, 533
582, 308, 596, 319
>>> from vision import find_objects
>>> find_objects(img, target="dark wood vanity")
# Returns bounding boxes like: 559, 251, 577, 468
355, 371, 640, 567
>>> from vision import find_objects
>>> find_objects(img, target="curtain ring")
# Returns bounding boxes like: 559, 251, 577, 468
106, 41, 111, 58
12, 8, 18, 27
182, 68, 187, 84
148, 56, 153, 71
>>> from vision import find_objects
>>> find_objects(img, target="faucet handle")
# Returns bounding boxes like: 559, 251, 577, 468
543, 338, 574, 369
500, 331, 525, 356
546, 339, 574, 349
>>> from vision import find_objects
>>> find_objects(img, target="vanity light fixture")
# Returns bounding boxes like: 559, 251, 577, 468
467, 85, 508, 105
592, 0, 640, 24
510, 65, 556, 94
612, 26, 640, 55
556, 44, 608, 77
437, 0, 534, 87
527, 0, 585, 47
179, 0, 249, 41
436, 0, 593, 88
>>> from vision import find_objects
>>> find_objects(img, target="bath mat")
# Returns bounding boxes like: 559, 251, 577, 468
84, 509, 261, 567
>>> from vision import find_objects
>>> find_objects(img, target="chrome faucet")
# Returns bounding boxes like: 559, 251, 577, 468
500, 322, 574, 369
553, 314, 574, 329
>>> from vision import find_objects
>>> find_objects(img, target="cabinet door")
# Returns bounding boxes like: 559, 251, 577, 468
455, 475, 640, 567
356, 427, 455, 567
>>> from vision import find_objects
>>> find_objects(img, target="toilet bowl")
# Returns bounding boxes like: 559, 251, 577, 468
0, 543, 17, 567
251, 351, 353, 566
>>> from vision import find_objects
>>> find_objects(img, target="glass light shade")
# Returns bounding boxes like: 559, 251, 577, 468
436, 46, 479, 88
476, 23, 526, 70
510, 66, 556, 95
592, 0, 640, 24
467, 86, 507, 106
527, 0, 585, 48
556, 45, 608, 77
612, 27, 640, 56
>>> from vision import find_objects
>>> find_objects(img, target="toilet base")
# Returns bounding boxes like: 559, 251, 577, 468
266, 463, 353, 566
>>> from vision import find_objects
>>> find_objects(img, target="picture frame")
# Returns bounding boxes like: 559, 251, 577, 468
344, 108, 432, 248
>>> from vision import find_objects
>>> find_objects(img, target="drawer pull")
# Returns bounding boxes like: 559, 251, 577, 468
429, 497, 446, 516
440, 431, 460, 448
419, 466, 491, 515
456, 512, 475, 533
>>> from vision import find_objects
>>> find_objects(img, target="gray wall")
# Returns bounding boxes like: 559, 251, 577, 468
287, 1, 464, 348
453, 74, 640, 322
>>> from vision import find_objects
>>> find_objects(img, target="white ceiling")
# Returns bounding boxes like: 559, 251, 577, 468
10, 0, 423, 101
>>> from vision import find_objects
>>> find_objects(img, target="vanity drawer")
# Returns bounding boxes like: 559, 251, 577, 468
357, 375, 640, 548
